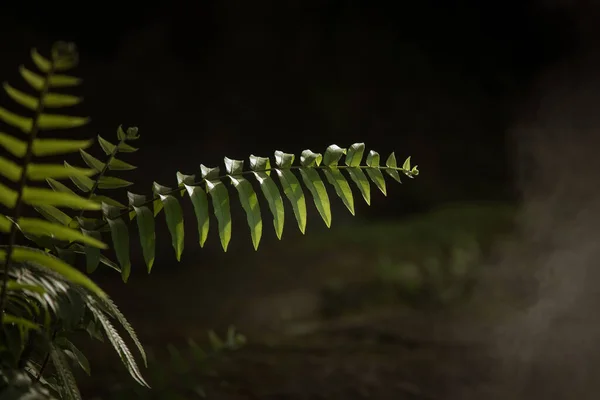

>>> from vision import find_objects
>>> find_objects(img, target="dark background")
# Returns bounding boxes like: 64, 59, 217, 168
0, 1, 584, 216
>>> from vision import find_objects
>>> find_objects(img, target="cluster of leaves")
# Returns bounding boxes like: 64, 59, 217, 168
93, 327, 246, 400
0, 42, 418, 399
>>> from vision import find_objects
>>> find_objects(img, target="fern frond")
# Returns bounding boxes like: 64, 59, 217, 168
49, 343, 82, 400
88, 142, 418, 277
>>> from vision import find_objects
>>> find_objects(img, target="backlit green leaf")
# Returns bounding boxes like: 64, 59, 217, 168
128, 192, 155, 272
230, 175, 262, 250
323, 167, 355, 215
79, 149, 105, 171
43, 92, 82, 108
91, 195, 126, 209
31, 48, 51, 73
98, 135, 115, 155
49, 74, 82, 88
33, 138, 93, 156
17, 217, 107, 249
0, 246, 106, 297
3, 82, 38, 110
2, 314, 39, 331
323, 144, 346, 166
160, 194, 185, 261
0, 182, 17, 208
251, 156, 284, 239
118, 142, 138, 153
46, 177, 77, 195
34, 205, 72, 226
402, 156, 411, 171
0, 106, 32, 133
109, 157, 136, 171
55, 337, 91, 376
105, 214, 130, 282
98, 176, 133, 189
0, 214, 11, 232
0, 132, 26, 157
82, 229, 102, 273
38, 113, 90, 130
300, 150, 322, 167
19, 66, 44, 91
365, 150, 387, 196
249, 155, 271, 175
385, 152, 401, 183
345, 143, 365, 167
298, 168, 331, 227
135, 205, 155, 272
22, 186, 100, 210
0, 156, 22, 181
64, 161, 94, 192
26, 163, 96, 181
347, 167, 370, 205
206, 179, 231, 252
178, 173, 210, 248
274, 150, 306, 233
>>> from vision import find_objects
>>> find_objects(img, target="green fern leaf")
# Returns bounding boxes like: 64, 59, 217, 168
0, 246, 106, 297
274, 150, 307, 234
322, 144, 346, 166
0, 214, 11, 232
0, 132, 26, 157
250, 155, 284, 239
0, 106, 33, 133
3, 82, 38, 110
31, 48, 52, 73
201, 165, 231, 251
50, 343, 83, 400
33, 138, 93, 156
322, 145, 354, 214
0, 155, 22, 181
128, 192, 155, 272
108, 157, 136, 171
225, 158, 263, 250
299, 150, 331, 227
27, 163, 96, 181
48, 74, 81, 88
46, 177, 76, 195
22, 186, 100, 210
81, 229, 102, 273
91, 195, 126, 209
19, 66, 44, 91
55, 337, 91, 376
345, 143, 371, 205
92, 306, 149, 387
385, 152, 402, 183
100, 133, 138, 154
79, 149, 104, 171
37, 114, 89, 130
63, 161, 94, 192
16, 217, 106, 248
100, 295, 147, 367
43, 92, 82, 108
103, 204, 131, 282
2, 314, 40, 331
152, 183, 184, 259
34, 205, 72, 226
0, 181, 18, 208
323, 168, 354, 215
177, 172, 210, 248
98, 176, 133, 189
365, 150, 387, 195
402, 155, 411, 171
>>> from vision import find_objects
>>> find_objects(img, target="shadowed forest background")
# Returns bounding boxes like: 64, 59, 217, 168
2, 0, 600, 398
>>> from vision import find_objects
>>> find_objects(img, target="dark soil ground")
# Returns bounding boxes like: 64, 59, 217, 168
80, 203, 524, 399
